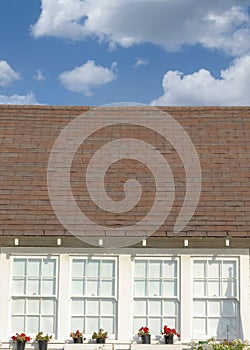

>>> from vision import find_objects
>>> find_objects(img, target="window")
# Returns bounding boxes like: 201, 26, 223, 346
133, 258, 179, 335
11, 257, 57, 335
70, 258, 116, 337
192, 258, 239, 340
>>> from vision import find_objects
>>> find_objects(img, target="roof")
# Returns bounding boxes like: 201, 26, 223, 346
1, 105, 250, 248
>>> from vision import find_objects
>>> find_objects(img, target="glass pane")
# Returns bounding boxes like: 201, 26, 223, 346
148, 300, 161, 316
85, 317, 99, 334
72, 260, 85, 277
86, 261, 99, 277
42, 279, 55, 295
41, 316, 54, 334
71, 299, 85, 315
101, 317, 114, 334
101, 300, 114, 315
207, 261, 220, 278
207, 280, 219, 297
148, 261, 161, 277
148, 317, 161, 335
222, 279, 236, 297
86, 279, 98, 296
101, 261, 114, 277
100, 280, 114, 296
148, 280, 160, 296
71, 317, 84, 333
163, 261, 177, 278
13, 259, 26, 276
12, 299, 25, 314
27, 260, 40, 276
134, 300, 147, 316
222, 261, 236, 278
193, 281, 205, 297
163, 301, 177, 316
193, 318, 206, 336
27, 278, 40, 295
134, 318, 147, 334
72, 280, 84, 295
193, 301, 206, 316
12, 316, 25, 332
27, 299, 40, 314
12, 278, 25, 295
86, 300, 99, 315
162, 317, 176, 330
193, 261, 205, 278
135, 261, 146, 277
134, 281, 146, 296
221, 300, 235, 317
163, 280, 176, 296
208, 318, 220, 336
208, 301, 220, 316
43, 259, 56, 277
41, 299, 55, 315
27, 316, 39, 333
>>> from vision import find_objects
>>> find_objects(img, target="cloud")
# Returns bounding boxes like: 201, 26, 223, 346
34, 69, 45, 82
31, 1, 250, 56
58, 60, 117, 96
151, 55, 250, 106
0, 92, 39, 105
133, 57, 150, 68
0, 60, 20, 86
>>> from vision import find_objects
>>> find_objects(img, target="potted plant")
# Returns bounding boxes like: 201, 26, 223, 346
138, 327, 151, 344
11, 333, 31, 350
91, 329, 108, 344
70, 330, 86, 343
162, 326, 180, 344
35, 332, 52, 350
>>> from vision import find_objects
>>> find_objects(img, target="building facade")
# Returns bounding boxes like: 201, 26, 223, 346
0, 105, 250, 347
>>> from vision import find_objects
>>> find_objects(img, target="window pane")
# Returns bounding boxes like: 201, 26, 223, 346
27, 278, 40, 295
163, 301, 177, 316
163, 280, 176, 297
135, 261, 146, 277
148, 280, 160, 296
134, 281, 146, 296
12, 299, 25, 314
222, 261, 236, 278
207, 280, 219, 297
13, 259, 26, 276
193, 281, 205, 297
193, 318, 206, 335
41, 316, 54, 334
148, 300, 161, 316
163, 261, 177, 278
86, 261, 99, 277
101, 317, 114, 334
72, 280, 84, 295
41, 299, 55, 314
221, 300, 236, 317
193, 301, 206, 316
86, 300, 99, 315
148, 318, 161, 335
101, 300, 115, 315
27, 260, 40, 276
207, 318, 220, 336
12, 316, 25, 332
134, 318, 147, 334
71, 299, 85, 315
207, 261, 220, 278
134, 300, 147, 316
71, 317, 84, 332
100, 280, 114, 296
148, 261, 161, 277
222, 279, 236, 297
42, 279, 55, 295
86, 279, 98, 296
27, 316, 39, 333
72, 260, 85, 277
12, 278, 25, 295
27, 299, 40, 314
85, 317, 99, 333
193, 261, 205, 278
101, 261, 114, 277
43, 259, 56, 277
208, 301, 220, 316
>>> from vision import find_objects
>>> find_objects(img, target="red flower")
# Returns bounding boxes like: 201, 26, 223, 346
11, 333, 31, 342
138, 326, 150, 336
163, 325, 180, 338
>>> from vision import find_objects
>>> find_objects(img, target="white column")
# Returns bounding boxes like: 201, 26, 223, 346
57, 253, 70, 340
0, 250, 11, 341
239, 253, 250, 339
117, 255, 133, 340
180, 254, 192, 342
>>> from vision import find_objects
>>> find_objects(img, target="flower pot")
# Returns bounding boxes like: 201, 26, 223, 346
38, 340, 48, 350
73, 338, 83, 343
96, 338, 106, 344
16, 341, 26, 350
141, 334, 151, 344
164, 335, 174, 344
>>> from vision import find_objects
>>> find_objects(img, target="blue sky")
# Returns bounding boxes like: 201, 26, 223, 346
0, 0, 250, 106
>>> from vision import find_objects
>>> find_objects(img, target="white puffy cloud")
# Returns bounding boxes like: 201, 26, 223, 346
0, 92, 39, 105
133, 57, 149, 68
151, 55, 250, 106
58, 60, 117, 96
31, 0, 250, 56
0, 60, 20, 86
